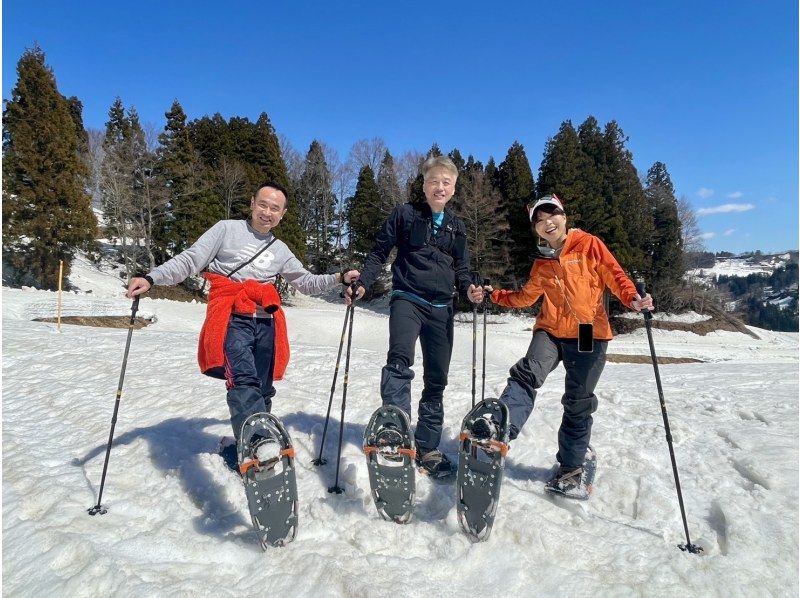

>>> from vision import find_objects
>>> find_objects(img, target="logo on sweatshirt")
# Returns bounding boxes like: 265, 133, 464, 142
233, 243, 276, 274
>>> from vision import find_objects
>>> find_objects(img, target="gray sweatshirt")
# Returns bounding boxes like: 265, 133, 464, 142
147, 220, 338, 314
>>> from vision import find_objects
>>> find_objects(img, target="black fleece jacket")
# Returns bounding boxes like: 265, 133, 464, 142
359, 202, 473, 304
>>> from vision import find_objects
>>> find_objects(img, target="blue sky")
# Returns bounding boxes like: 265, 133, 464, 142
3, 1, 797, 253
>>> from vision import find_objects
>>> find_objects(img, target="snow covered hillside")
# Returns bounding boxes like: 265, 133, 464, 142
689, 251, 797, 280
3, 257, 798, 596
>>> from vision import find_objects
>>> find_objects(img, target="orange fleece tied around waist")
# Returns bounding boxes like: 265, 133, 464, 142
198, 272, 289, 380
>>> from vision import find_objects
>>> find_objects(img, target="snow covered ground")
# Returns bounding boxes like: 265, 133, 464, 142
3, 257, 798, 596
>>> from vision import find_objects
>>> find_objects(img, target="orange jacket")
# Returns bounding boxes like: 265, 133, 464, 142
491, 229, 637, 340
198, 272, 290, 380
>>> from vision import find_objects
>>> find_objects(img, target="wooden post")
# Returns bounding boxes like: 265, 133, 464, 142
57, 260, 64, 332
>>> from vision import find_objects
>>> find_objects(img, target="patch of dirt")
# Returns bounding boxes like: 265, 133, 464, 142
606, 354, 703, 364
609, 314, 759, 339
33, 316, 154, 329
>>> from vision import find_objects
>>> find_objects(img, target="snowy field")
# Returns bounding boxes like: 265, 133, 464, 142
2, 258, 799, 597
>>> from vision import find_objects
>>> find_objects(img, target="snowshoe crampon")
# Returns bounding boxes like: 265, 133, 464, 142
544, 445, 597, 500
456, 399, 510, 542
237, 413, 299, 549
363, 406, 416, 524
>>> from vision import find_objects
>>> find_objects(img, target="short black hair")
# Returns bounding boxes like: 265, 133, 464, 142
253, 181, 290, 208
532, 203, 565, 222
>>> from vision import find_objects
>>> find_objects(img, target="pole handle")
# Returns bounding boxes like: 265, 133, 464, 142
635, 280, 653, 321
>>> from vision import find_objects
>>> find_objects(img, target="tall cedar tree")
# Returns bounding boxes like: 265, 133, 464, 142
577, 117, 651, 277
189, 112, 305, 262
347, 165, 382, 256
297, 140, 335, 271
447, 148, 467, 213
601, 121, 652, 276
537, 120, 605, 234
376, 150, 403, 216
156, 100, 219, 257
644, 162, 683, 303
497, 141, 535, 285
3, 46, 96, 289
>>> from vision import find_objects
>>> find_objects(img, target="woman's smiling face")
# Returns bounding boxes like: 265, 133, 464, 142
533, 208, 567, 248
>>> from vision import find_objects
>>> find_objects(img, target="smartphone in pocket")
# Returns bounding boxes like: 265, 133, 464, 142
578, 322, 594, 353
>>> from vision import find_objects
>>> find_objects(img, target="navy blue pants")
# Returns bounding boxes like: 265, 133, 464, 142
499, 330, 607, 469
380, 297, 454, 452
223, 314, 276, 441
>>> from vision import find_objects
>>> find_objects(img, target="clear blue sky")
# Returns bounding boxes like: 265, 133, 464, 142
4, 0, 797, 254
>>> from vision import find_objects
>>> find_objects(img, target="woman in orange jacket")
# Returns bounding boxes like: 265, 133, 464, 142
485, 194, 653, 498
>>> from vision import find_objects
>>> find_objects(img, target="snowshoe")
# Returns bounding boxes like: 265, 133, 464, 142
456, 399, 510, 541
363, 406, 416, 524
544, 445, 597, 500
237, 413, 299, 549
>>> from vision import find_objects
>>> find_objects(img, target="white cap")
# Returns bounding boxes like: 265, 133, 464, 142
527, 194, 564, 221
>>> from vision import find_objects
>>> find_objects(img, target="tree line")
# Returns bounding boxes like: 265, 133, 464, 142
3, 46, 699, 310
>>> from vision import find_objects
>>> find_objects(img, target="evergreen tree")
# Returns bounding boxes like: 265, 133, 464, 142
600, 121, 652, 276
644, 161, 683, 302
484, 157, 498, 186
187, 112, 305, 262
297, 140, 335, 271
2, 46, 96, 289
156, 100, 217, 257
240, 113, 305, 262
576, 117, 651, 277
376, 150, 403, 215
537, 120, 605, 235
188, 113, 232, 168
347, 165, 381, 256
66, 96, 89, 160
497, 141, 535, 284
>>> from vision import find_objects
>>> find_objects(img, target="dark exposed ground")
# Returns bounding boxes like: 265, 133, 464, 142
33, 315, 154, 329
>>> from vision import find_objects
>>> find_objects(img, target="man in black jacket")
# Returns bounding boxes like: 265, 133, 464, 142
348, 156, 484, 477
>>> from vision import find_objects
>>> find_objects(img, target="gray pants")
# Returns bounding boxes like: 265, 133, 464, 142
499, 330, 607, 468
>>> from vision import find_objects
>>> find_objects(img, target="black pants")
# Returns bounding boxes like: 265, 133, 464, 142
380, 297, 454, 452
499, 329, 607, 468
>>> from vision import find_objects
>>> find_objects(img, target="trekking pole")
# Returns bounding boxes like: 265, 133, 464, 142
88, 296, 140, 516
481, 278, 490, 402
635, 281, 703, 554
329, 283, 357, 494
470, 271, 480, 408
312, 304, 351, 466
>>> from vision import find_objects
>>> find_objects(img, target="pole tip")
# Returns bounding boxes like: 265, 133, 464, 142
87, 505, 108, 516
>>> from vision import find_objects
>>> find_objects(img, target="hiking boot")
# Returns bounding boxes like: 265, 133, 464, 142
471, 415, 499, 440
373, 424, 405, 462
545, 465, 591, 500
219, 442, 239, 473
375, 424, 403, 448
415, 448, 455, 478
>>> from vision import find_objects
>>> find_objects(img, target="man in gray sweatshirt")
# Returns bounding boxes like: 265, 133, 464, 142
127, 182, 359, 461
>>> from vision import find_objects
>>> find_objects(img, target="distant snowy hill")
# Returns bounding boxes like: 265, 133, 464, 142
688, 251, 798, 330
689, 250, 797, 280
2, 253, 798, 596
